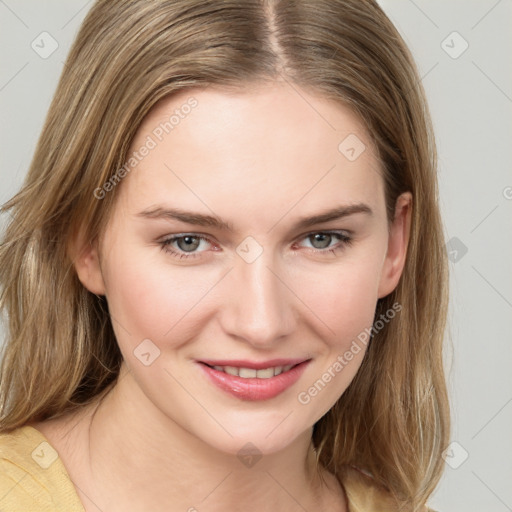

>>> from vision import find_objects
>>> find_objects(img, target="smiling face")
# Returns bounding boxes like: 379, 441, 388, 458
74, 81, 411, 456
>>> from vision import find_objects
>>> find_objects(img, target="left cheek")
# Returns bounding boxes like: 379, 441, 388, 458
303, 264, 380, 344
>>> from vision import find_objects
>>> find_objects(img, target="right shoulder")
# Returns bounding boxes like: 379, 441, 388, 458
0, 425, 85, 512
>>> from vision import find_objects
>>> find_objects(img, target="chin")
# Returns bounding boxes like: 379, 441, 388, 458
181, 404, 316, 459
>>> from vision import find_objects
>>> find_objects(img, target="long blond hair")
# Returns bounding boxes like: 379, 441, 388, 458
0, 1, 449, 509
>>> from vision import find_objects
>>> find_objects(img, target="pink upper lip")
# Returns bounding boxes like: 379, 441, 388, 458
199, 358, 310, 370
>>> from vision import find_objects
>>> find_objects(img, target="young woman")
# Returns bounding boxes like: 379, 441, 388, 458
0, 1, 450, 511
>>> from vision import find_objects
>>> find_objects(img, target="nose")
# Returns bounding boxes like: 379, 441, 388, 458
218, 250, 296, 348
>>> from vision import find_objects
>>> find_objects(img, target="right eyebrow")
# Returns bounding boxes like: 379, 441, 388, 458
136, 206, 235, 232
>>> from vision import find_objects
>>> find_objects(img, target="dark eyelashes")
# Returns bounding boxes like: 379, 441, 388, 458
159, 231, 353, 260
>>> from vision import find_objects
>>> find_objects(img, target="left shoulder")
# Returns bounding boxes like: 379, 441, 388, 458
338, 465, 437, 512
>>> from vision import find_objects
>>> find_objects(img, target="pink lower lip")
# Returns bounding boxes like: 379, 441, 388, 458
197, 360, 311, 401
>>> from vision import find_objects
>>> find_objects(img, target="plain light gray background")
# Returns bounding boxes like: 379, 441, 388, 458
1, 1, 511, 511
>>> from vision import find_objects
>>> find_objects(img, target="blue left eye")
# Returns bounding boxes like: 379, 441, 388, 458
299, 232, 352, 250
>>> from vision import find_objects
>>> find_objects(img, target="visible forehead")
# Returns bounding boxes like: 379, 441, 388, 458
112, 80, 385, 232
146, 81, 371, 137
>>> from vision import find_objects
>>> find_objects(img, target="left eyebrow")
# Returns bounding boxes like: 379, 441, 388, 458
135, 202, 373, 232
291, 203, 373, 230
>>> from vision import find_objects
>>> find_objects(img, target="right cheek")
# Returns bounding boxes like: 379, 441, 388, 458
105, 268, 183, 337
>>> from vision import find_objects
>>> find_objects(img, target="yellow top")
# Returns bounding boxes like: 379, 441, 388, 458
0, 425, 436, 511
